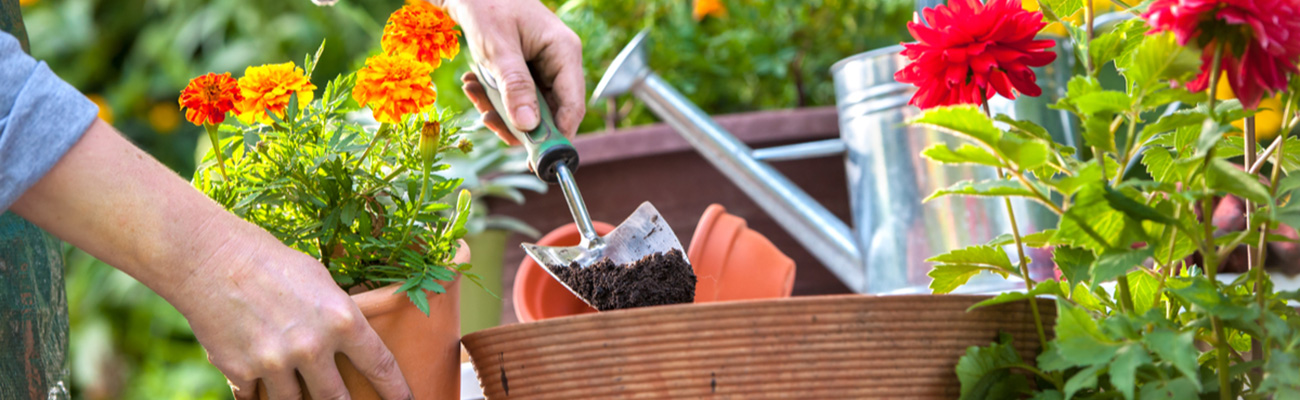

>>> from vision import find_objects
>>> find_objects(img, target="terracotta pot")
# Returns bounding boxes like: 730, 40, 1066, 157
512, 222, 614, 322
259, 241, 468, 400
690, 204, 796, 303
465, 295, 1053, 399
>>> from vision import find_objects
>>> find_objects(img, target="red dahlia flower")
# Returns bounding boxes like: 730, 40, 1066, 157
1145, 0, 1300, 110
895, 0, 1057, 109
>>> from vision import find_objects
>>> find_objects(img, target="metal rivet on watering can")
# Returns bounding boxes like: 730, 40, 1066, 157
593, 29, 1075, 295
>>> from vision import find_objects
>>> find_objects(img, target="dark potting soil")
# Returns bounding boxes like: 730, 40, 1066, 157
548, 249, 696, 311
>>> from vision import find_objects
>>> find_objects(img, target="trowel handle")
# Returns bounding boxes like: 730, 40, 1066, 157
471, 63, 579, 184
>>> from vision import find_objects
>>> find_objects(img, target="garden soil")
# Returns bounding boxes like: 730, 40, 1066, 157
548, 249, 695, 311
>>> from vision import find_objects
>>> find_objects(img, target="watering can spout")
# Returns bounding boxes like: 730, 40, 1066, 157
593, 30, 867, 292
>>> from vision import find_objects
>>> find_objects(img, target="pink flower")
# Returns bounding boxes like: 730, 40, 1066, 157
1145, 0, 1300, 110
895, 0, 1058, 109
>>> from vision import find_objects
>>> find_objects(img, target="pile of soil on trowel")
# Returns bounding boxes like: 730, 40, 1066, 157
548, 249, 696, 311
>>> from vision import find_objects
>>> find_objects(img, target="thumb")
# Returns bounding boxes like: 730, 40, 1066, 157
490, 54, 541, 132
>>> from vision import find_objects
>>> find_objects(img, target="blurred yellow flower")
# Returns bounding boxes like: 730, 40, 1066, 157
235, 62, 317, 124
693, 0, 727, 20
149, 102, 180, 134
382, 2, 460, 69
352, 53, 437, 124
1022, 0, 1130, 37
86, 94, 113, 124
19, 0, 37, 7
1216, 74, 1286, 140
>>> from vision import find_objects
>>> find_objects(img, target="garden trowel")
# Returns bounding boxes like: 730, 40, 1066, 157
469, 62, 688, 308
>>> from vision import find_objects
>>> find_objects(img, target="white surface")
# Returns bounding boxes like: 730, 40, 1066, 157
461, 362, 484, 400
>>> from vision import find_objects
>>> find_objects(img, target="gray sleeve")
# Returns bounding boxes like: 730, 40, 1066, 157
0, 30, 98, 211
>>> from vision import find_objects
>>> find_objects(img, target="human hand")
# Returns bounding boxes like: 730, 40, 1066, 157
445, 0, 585, 145
182, 228, 412, 400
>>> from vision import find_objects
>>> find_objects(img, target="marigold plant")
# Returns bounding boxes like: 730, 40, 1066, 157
180, 72, 242, 126
381, 1, 460, 68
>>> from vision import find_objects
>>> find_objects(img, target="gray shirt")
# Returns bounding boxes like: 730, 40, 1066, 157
0, 30, 98, 211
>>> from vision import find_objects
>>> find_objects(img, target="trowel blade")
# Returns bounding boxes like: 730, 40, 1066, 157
520, 202, 688, 307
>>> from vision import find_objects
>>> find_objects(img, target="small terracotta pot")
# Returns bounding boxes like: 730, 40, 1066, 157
259, 241, 468, 400
690, 204, 796, 303
467, 295, 1054, 399
513, 222, 614, 322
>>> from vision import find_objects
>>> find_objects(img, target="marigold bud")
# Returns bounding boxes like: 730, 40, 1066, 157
419, 120, 440, 171
456, 138, 473, 154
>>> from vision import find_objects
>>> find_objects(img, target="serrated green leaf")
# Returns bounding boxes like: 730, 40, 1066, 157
1139, 377, 1202, 399
1028, 390, 1064, 400
987, 230, 1059, 247
927, 245, 1015, 272
1144, 329, 1202, 390
1127, 269, 1160, 315
927, 179, 1041, 202
1118, 32, 1201, 96
1142, 146, 1183, 184
1055, 247, 1096, 286
1090, 19, 1146, 70
1103, 186, 1179, 226
968, 279, 1063, 310
1055, 300, 1120, 367
1063, 364, 1103, 399
406, 288, 431, 315
1092, 248, 1153, 283
1082, 113, 1119, 153
1207, 158, 1271, 205
910, 106, 1003, 148
1194, 119, 1230, 157
1042, 0, 1083, 22
997, 134, 1052, 169
1261, 350, 1300, 396
1167, 277, 1256, 321
929, 264, 999, 294
995, 114, 1053, 142
956, 334, 1029, 400
1140, 112, 1207, 145
1072, 282, 1104, 312
921, 144, 1006, 167
1110, 344, 1151, 400
1074, 91, 1134, 115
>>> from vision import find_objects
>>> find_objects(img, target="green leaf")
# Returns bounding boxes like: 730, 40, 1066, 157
1072, 282, 1104, 312
1092, 248, 1153, 283
1144, 329, 1202, 390
910, 106, 1003, 148
1074, 91, 1133, 115
1127, 269, 1160, 315
1081, 112, 1119, 153
1167, 277, 1256, 321
929, 264, 1000, 294
923, 143, 1004, 166
1118, 32, 1201, 96
927, 245, 1014, 272
1055, 300, 1120, 367
1139, 377, 1202, 399
1142, 146, 1183, 184
1139, 111, 1207, 145
1090, 19, 1146, 70
987, 230, 1059, 247
1028, 390, 1064, 400
1041, 0, 1083, 21
968, 279, 1063, 310
955, 334, 1029, 400
1207, 158, 1271, 205
1055, 247, 1096, 286
1261, 350, 1300, 397
1103, 186, 1178, 226
1276, 174, 1300, 197
1063, 364, 1103, 400
995, 115, 1053, 142
1194, 119, 1231, 157
406, 288, 430, 315
1109, 344, 1152, 400
927, 179, 1042, 202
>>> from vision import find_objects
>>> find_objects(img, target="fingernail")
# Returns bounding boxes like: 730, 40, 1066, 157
514, 105, 539, 130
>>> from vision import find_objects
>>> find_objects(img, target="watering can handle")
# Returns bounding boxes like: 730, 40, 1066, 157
471, 63, 579, 184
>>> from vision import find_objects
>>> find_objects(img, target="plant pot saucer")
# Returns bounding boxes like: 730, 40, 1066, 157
463, 294, 1054, 399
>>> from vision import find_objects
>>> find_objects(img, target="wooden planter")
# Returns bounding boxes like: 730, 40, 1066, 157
488, 107, 854, 324
463, 295, 1054, 399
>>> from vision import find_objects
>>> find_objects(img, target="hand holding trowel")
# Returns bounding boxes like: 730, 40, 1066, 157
467, 61, 696, 311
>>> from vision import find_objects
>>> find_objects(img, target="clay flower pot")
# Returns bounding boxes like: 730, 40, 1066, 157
513, 204, 797, 322
465, 295, 1053, 399
262, 240, 468, 400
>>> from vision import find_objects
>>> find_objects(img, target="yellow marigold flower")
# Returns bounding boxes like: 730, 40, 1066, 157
86, 94, 113, 124
19, 0, 37, 6
693, 0, 726, 21
149, 102, 180, 134
352, 53, 437, 124
235, 62, 316, 124
382, 2, 460, 69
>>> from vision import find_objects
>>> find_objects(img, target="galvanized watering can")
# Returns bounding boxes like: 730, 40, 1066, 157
591, 30, 1077, 294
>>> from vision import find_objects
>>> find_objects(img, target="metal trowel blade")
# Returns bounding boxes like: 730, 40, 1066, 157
521, 202, 688, 306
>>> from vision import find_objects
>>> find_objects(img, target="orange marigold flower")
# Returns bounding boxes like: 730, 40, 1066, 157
352, 53, 437, 124
382, 2, 460, 68
235, 62, 316, 124
693, 0, 726, 20
179, 72, 242, 126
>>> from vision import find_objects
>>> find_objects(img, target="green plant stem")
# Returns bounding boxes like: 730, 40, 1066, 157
1257, 96, 1294, 366
1115, 114, 1140, 185
357, 123, 391, 167
1084, 0, 1096, 77
204, 123, 229, 181
1200, 47, 1232, 400
1207, 46, 1224, 120
1007, 364, 1064, 390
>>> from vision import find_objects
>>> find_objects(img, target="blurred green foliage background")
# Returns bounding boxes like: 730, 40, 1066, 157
20, 0, 909, 397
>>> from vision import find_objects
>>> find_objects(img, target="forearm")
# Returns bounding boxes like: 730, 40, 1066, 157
10, 119, 278, 308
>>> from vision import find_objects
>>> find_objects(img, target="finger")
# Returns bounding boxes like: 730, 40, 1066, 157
481, 110, 518, 145
300, 354, 351, 400
263, 371, 304, 400
341, 327, 411, 400
487, 51, 541, 132
461, 72, 493, 114
534, 30, 586, 138
229, 377, 258, 400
